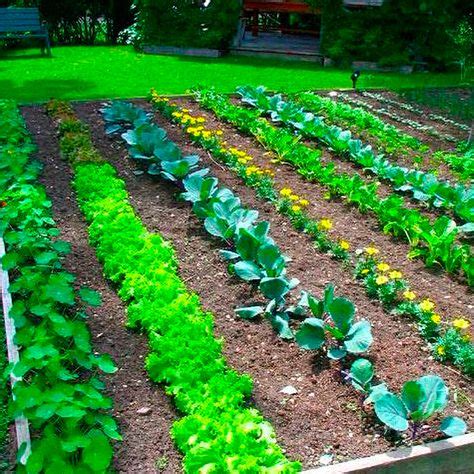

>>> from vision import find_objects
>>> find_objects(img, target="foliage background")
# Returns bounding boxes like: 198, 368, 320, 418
132, 0, 241, 49
0, 0, 134, 43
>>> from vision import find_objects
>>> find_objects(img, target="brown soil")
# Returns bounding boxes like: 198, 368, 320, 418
20, 106, 182, 474
178, 97, 474, 325
342, 92, 459, 152
301, 92, 462, 185
73, 100, 472, 469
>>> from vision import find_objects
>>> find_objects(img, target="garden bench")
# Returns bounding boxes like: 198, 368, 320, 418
0, 8, 51, 56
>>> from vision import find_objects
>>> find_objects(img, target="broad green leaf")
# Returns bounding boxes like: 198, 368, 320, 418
401, 381, 425, 414
416, 375, 448, 419
97, 354, 117, 374
56, 405, 87, 418
327, 297, 355, 334
374, 393, 409, 431
257, 244, 285, 276
79, 287, 102, 307
328, 347, 347, 360
44, 273, 75, 305
269, 312, 293, 340
295, 318, 325, 350
233, 261, 263, 281
366, 383, 389, 404
235, 306, 264, 319
350, 358, 374, 391
259, 277, 290, 301
440, 416, 467, 437
82, 429, 113, 471
344, 320, 373, 354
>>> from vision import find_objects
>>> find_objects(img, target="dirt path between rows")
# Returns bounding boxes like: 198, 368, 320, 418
75, 100, 472, 469
21, 106, 182, 474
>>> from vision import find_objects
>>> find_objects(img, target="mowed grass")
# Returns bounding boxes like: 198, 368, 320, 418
0, 45, 467, 103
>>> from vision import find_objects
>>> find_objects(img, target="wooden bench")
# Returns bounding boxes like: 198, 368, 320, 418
0, 8, 51, 56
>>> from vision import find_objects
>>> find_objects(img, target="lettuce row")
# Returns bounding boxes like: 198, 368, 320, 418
0, 100, 120, 473
193, 87, 473, 287
238, 86, 473, 226
47, 103, 300, 473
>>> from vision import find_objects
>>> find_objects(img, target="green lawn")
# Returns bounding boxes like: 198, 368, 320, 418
0, 45, 468, 103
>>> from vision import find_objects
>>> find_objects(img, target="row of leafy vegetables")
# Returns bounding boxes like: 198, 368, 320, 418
192, 87, 473, 287
46, 100, 300, 473
0, 101, 120, 473
101, 100, 467, 448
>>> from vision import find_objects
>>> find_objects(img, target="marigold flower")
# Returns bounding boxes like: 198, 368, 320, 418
289, 194, 300, 202
377, 263, 390, 272
237, 158, 248, 164
389, 270, 402, 280
340, 240, 350, 250
462, 334, 470, 342
376, 275, 389, 285
291, 205, 302, 213
403, 290, 416, 301
431, 314, 442, 325
365, 246, 379, 256
196, 117, 206, 123
216, 130, 224, 136
419, 299, 435, 312
299, 199, 309, 207
280, 187, 293, 197
436, 345, 445, 356
361, 268, 370, 275
318, 218, 333, 231
452, 318, 470, 330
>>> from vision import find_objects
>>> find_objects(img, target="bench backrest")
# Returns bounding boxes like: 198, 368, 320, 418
0, 8, 42, 33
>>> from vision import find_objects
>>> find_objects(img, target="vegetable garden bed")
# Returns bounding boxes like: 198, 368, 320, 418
0, 86, 472, 472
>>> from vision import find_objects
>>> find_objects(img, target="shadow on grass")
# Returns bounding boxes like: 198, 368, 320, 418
0, 79, 95, 103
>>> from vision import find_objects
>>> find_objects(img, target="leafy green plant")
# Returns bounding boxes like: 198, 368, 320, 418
50, 103, 301, 472
374, 376, 467, 438
2, 100, 120, 472
294, 285, 373, 360
195, 86, 473, 286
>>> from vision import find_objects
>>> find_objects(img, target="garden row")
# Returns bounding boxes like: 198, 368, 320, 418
98, 98, 469, 440
2, 95, 471, 472
148, 91, 473, 378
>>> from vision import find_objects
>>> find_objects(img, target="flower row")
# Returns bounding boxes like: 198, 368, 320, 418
238, 86, 473, 225
193, 87, 473, 286
149, 93, 473, 377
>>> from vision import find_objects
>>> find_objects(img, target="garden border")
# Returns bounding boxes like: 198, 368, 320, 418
0, 238, 31, 465
303, 433, 474, 473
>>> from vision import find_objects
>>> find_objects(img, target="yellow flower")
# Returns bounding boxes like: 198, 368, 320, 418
365, 246, 379, 256
462, 334, 470, 342
403, 290, 416, 301
377, 263, 390, 272
452, 318, 470, 330
196, 117, 206, 123
280, 187, 293, 197
323, 192, 331, 200
340, 240, 350, 250
419, 299, 435, 312
291, 205, 302, 213
318, 219, 333, 231
237, 157, 248, 164
436, 345, 445, 356
171, 111, 183, 118
431, 314, 441, 325
299, 199, 309, 207
182, 108, 190, 113
361, 268, 370, 275
215, 130, 223, 136
376, 275, 389, 285
389, 270, 402, 280
289, 194, 300, 202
